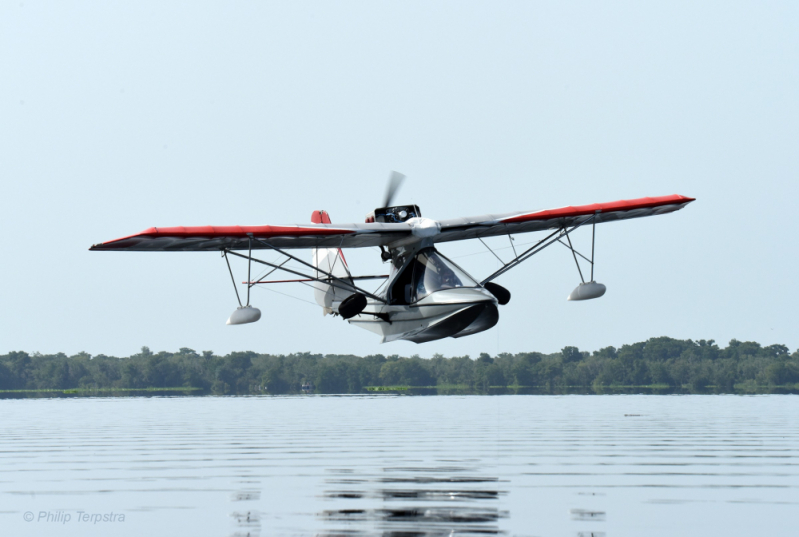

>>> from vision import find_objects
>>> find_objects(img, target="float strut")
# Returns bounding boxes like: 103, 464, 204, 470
246, 234, 253, 306
224, 251, 243, 307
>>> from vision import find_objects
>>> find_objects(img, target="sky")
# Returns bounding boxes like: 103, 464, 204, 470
1, 1, 797, 358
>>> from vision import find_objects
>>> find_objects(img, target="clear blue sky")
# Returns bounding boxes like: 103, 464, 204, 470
2, 1, 797, 357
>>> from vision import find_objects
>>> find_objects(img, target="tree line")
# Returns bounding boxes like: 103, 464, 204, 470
1, 337, 797, 395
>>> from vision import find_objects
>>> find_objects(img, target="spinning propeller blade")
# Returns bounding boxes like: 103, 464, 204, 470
382, 171, 405, 207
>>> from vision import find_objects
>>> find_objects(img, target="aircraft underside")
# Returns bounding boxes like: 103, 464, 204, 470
350, 301, 500, 344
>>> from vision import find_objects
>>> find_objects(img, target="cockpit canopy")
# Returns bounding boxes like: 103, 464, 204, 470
388, 248, 479, 305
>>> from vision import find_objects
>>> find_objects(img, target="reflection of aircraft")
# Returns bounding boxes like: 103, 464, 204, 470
90, 172, 694, 343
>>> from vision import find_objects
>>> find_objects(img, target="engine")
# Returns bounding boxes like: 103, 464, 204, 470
365, 204, 422, 223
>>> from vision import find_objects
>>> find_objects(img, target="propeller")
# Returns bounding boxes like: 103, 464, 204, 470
381, 171, 405, 207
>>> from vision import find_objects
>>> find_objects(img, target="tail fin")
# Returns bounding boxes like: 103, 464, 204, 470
311, 210, 353, 315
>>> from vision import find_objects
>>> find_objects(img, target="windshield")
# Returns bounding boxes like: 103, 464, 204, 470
412, 249, 478, 301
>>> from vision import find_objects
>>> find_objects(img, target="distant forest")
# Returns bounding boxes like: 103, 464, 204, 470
1, 337, 798, 396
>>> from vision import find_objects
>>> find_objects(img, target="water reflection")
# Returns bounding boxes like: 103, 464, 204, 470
321, 466, 507, 536
570, 508, 606, 521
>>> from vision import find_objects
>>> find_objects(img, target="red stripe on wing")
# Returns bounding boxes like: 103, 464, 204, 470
94, 224, 355, 247
500, 194, 695, 224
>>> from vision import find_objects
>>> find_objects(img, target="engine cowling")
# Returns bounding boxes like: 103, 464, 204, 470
365, 204, 422, 223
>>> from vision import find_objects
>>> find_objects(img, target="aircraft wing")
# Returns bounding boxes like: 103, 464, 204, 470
433, 194, 694, 244
89, 194, 693, 252
89, 222, 413, 251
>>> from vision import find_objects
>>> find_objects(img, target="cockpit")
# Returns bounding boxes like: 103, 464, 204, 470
388, 248, 479, 305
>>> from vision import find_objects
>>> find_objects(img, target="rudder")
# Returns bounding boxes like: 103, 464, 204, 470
311, 210, 353, 315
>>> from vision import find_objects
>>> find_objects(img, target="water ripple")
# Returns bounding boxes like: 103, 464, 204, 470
0, 395, 796, 536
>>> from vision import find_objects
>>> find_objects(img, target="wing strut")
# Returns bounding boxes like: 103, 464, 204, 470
555, 215, 598, 283
247, 236, 252, 306
249, 235, 385, 303
591, 218, 596, 281
481, 213, 597, 284
563, 230, 585, 283
224, 251, 243, 307
224, 236, 387, 303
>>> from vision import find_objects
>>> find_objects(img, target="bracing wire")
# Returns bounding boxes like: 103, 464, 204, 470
452, 238, 541, 260
253, 283, 319, 307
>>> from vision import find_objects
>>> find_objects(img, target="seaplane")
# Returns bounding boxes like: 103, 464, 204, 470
89, 173, 694, 343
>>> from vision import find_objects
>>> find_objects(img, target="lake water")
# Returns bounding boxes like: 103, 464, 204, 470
1, 395, 797, 536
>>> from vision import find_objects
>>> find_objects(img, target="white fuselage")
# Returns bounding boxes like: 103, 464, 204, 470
313, 239, 501, 343
348, 286, 498, 343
